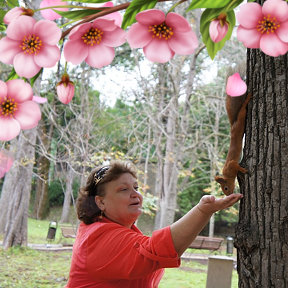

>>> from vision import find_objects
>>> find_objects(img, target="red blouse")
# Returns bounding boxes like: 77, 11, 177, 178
66, 217, 180, 288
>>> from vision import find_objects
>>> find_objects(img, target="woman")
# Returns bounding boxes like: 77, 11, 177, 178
66, 160, 243, 287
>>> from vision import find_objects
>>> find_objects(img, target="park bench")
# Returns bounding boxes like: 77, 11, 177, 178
188, 236, 224, 251
60, 225, 77, 239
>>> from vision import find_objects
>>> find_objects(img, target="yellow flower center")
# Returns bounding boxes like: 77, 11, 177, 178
257, 14, 280, 34
82, 28, 103, 46
148, 22, 174, 40
20, 34, 42, 55
0, 98, 17, 117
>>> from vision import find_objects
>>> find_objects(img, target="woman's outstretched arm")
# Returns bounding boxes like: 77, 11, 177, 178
170, 193, 243, 256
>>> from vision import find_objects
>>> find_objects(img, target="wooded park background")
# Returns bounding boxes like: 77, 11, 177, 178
0, 0, 287, 287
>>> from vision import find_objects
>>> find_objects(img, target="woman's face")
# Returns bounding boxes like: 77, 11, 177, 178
95, 173, 143, 228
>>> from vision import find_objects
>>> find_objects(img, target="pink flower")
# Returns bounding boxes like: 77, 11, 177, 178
127, 9, 198, 63
226, 73, 247, 97
40, 0, 68, 21
56, 74, 75, 104
64, 18, 126, 68
0, 149, 14, 178
0, 79, 41, 141
100, 2, 123, 27
237, 0, 288, 57
3, 7, 34, 25
0, 15, 61, 78
209, 14, 229, 43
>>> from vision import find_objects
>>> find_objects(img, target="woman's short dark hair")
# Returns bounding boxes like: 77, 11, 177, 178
76, 160, 137, 224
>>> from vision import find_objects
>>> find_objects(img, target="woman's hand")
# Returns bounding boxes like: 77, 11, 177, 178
170, 193, 243, 256
197, 193, 243, 216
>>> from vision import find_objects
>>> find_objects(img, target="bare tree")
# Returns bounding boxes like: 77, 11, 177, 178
1, 128, 37, 248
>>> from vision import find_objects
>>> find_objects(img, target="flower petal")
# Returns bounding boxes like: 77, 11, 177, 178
13, 53, 41, 78
40, 0, 68, 20
166, 12, 191, 32
14, 101, 41, 130
93, 18, 117, 32
102, 26, 126, 47
85, 45, 115, 68
263, 0, 288, 22
226, 73, 247, 97
236, 3, 263, 29
64, 40, 88, 65
0, 117, 21, 141
0, 149, 14, 173
143, 39, 174, 63
6, 15, 36, 41
68, 23, 92, 41
33, 19, 62, 45
100, 2, 122, 27
127, 23, 152, 48
260, 33, 288, 57
0, 169, 5, 178
0, 37, 22, 64
136, 9, 165, 26
4, 7, 25, 25
6, 79, 33, 103
0, 80, 8, 100
34, 44, 60, 68
33, 96, 47, 104
237, 26, 261, 48
277, 21, 288, 43
168, 30, 198, 55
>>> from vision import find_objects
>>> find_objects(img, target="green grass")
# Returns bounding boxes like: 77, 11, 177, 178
27, 218, 75, 246
0, 217, 239, 287
160, 260, 239, 288
0, 247, 71, 288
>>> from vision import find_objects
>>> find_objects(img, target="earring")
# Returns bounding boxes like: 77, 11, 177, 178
99, 210, 104, 220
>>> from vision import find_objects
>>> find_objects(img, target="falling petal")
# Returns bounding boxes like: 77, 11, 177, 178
226, 73, 247, 97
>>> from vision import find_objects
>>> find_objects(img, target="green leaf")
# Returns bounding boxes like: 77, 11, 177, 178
30, 68, 43, 87
187, 0, 244, 10
0, 9, 7, 24
200, 8, 236, 60
6, 0, 19, 8
122, 0, 157, 30
6, 68, 20, 81
0, 23, 6, 31
53, 8, 101, 20
187, 0, 231, 10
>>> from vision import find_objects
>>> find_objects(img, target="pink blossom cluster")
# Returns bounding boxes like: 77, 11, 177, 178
0, 2, 199, 72
0, 1, 200, 108
236, 0, 288, 57
0, 79, 42, 141
0, 0, 286, 119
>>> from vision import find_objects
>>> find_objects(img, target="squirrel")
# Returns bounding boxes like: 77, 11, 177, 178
215, 91, 251, 196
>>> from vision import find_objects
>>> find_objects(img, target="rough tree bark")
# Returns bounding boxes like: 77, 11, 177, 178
235, 49, 288, 286
0, 139, 18, 233
2, 128, 37, 248
33, 153, 50, 220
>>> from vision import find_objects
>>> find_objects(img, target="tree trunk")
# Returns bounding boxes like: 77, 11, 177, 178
235, 48, 288, 286
33, 155, 50, 219
2, 128, 37, 248
0, 139, 18, 234
158, 95, 179, 228
60, 166, 75, 223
